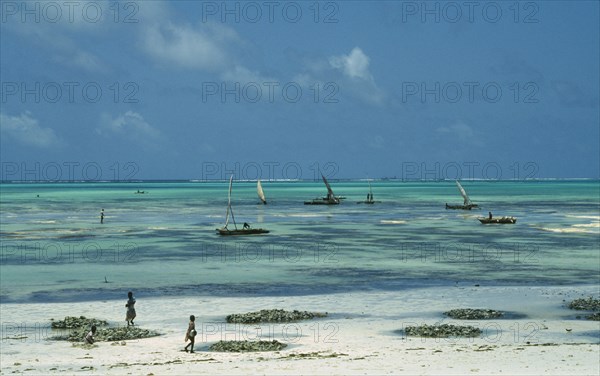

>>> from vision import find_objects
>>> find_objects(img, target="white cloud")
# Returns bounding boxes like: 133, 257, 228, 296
140, 13, 277, 85
299, 47, 385, 105
52, 50, 108, 74
3, 1, 110, 74
0, 112, 63, 148
97, 111, 160, 141
142, 22, 235, 72
437, 121, 483, 146
329, 47, 374, 81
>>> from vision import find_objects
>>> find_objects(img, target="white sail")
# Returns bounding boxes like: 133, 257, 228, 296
322, 174, 339, 203
257, 180, 267, 204
455, 180, 471, 205
224, 175, 237, 229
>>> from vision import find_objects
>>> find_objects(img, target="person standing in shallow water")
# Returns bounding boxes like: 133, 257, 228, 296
184, 315, 196, 353
489, 211, 493, 220
100, 209, 105, 224
125, 291, 136, 326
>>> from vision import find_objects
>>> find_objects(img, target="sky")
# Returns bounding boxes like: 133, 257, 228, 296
1, 0, 599, 181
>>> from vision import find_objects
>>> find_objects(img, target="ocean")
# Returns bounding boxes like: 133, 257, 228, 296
1, 180, 598, 304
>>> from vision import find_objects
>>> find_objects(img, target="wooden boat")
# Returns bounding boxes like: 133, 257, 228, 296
304, 174, 340, 205
478, 216, 517, 224
257, 180, 267, 205
217, 227, 270, 235
216, 176, 269, 236
357, 180, 381, 204
446, 203, 478, 210
446, 181, 479, 210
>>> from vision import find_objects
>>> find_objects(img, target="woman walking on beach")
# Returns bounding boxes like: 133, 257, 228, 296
184, 315, 196, 353
125, 291, 136, 326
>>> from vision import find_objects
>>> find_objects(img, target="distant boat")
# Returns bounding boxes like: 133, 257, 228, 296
478, 216, 517, 224
357, 180, 380, 204
304, 174, 340, 205
216, 176, 269, 236
257, 180, 267, 205
445, 181, 479, 210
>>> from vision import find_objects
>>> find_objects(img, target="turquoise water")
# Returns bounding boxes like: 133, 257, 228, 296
1, 180, 598, 303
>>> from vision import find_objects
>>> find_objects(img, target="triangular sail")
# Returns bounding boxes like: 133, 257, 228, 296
455, 180, 471, 205
224, 175, 237, 229
322, 174, 338, 203
257, 180, 267, 204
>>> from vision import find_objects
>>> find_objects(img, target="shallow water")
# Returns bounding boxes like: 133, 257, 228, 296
1, 180, 598, 303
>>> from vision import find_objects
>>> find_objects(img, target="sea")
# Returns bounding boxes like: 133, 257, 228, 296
1, 180, 599, 304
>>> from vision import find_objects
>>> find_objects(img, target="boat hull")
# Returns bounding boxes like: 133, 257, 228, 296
216, 228, 270, 236
446, 204, 479, 210
304, 200, 339, 205
478, 217, 517, 224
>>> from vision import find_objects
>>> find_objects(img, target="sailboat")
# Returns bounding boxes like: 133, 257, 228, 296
257, 180, 267, 204
445, 180, 479, 210
304, 174, 340, 205
216, 176, 269, 236
357, 180, 380, 204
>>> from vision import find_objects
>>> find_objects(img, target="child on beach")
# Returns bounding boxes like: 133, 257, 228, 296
184, 315, 196, 353
85, 325, 96, 344
125, 291, 136, 326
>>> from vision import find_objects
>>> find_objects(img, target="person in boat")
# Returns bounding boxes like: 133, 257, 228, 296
243, 222, 250, 229
489, 212, 493, 219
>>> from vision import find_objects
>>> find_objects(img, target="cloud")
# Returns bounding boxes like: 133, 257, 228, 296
142, 21, 237, 72
437, 121, 483, 146
140, 18, 278, 86
52, 50, 108, 74
329, 47, 374, 81
2, 2, 110, 74
0, 112, 63, 148
97, 111, 160, 141
298, 47, 385, 105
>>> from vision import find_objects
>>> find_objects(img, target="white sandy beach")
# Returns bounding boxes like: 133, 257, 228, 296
1, 284, 599, 375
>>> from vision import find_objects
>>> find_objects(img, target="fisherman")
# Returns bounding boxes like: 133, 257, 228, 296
489, 211, 493, 219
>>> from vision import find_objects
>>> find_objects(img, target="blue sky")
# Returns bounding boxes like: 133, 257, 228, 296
1, 1, 598, 180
